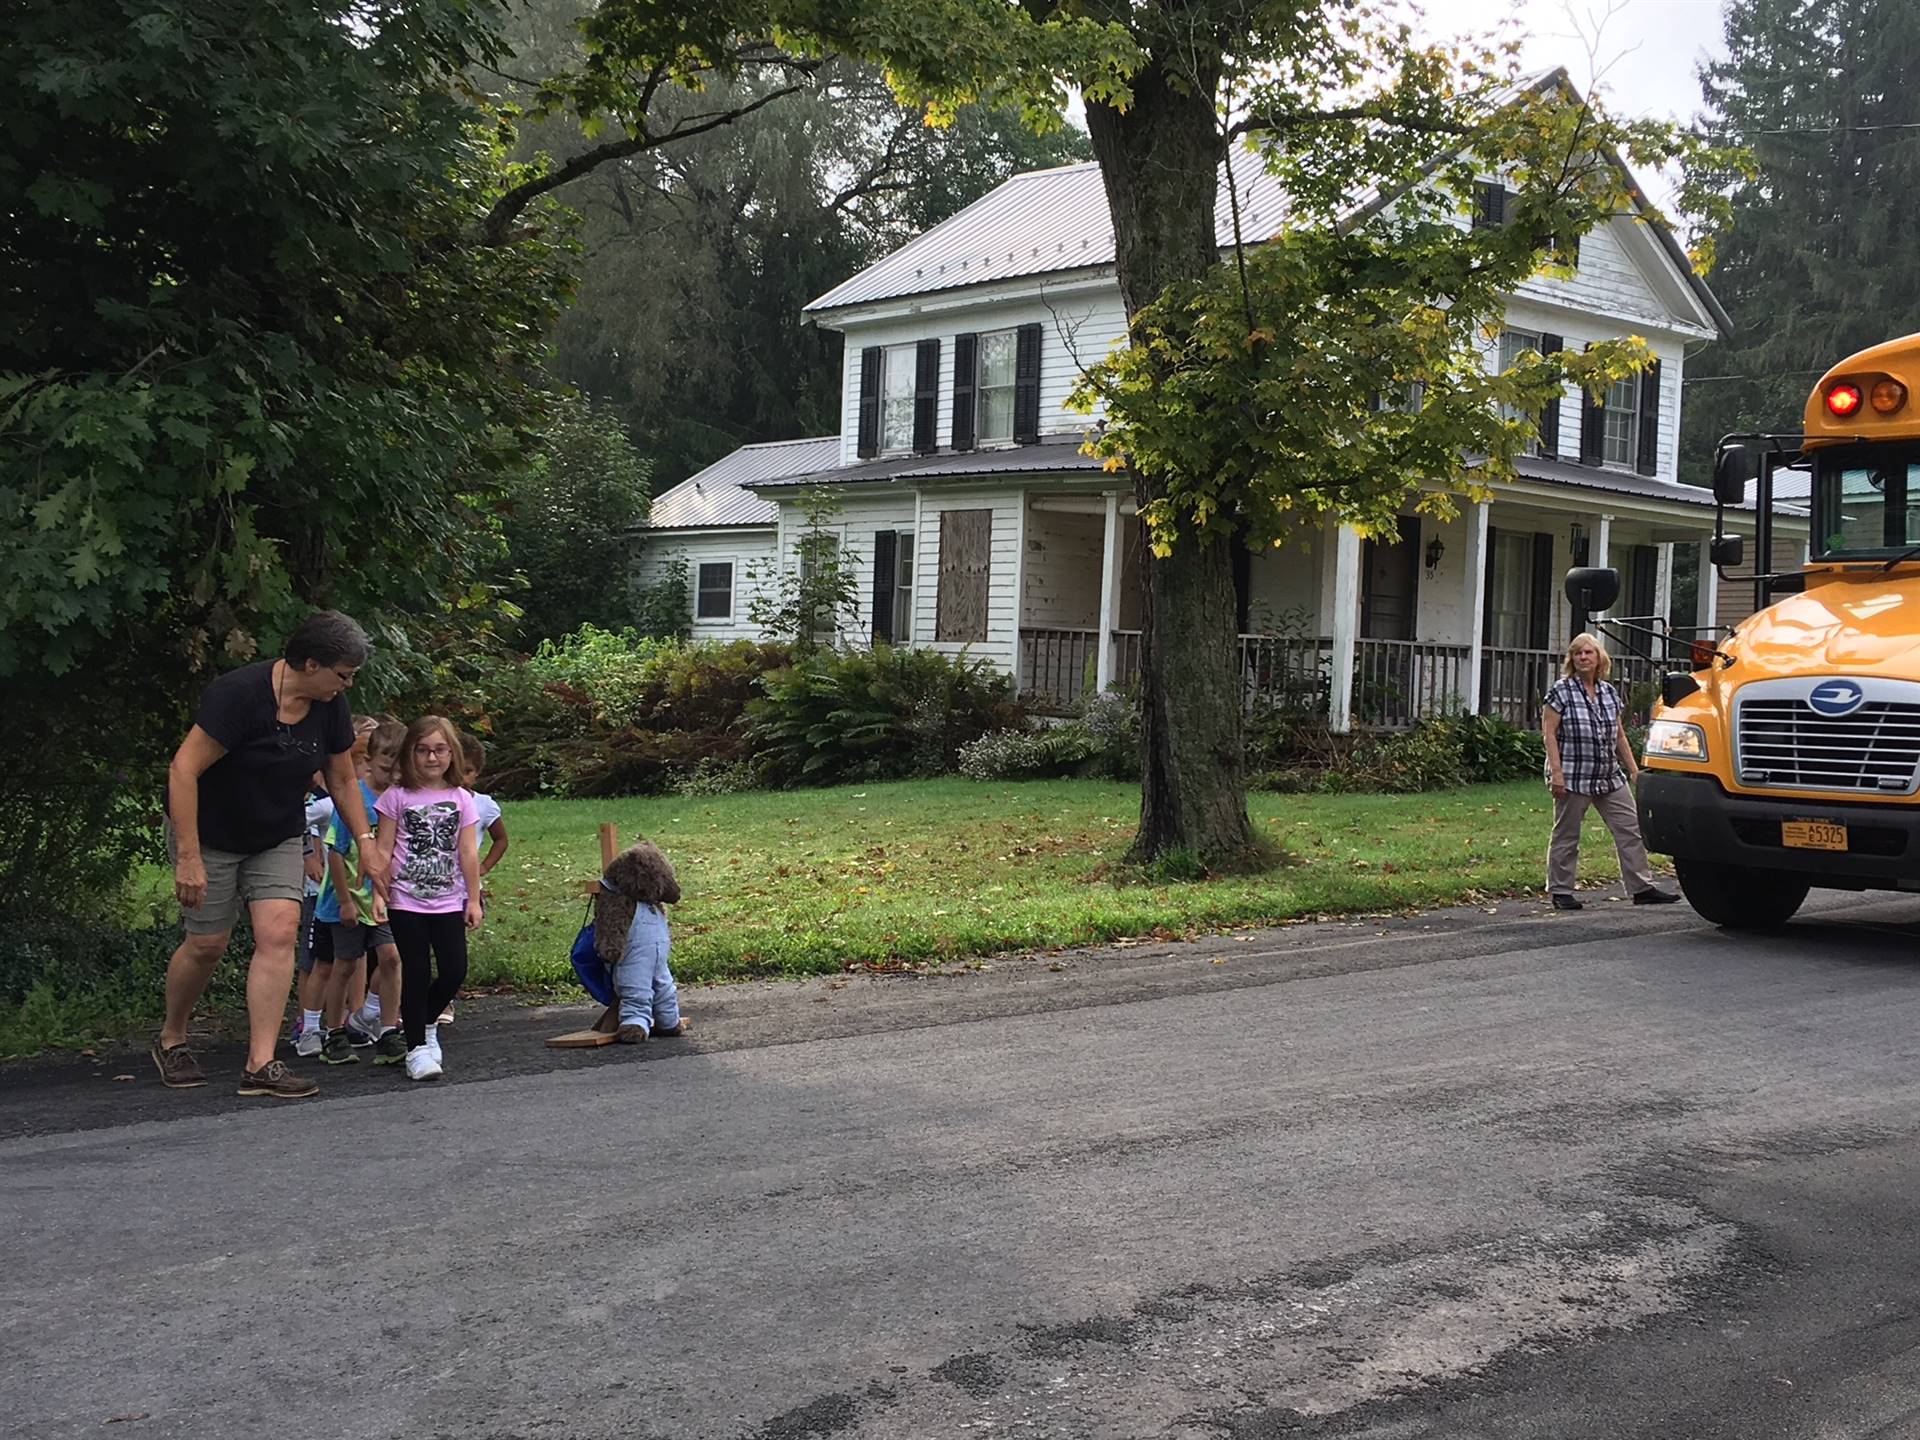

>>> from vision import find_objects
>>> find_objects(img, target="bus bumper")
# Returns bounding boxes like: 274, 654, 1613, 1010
1638, 770, 1920, 890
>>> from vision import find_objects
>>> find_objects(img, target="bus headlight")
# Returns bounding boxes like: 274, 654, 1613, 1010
1645, 720, 1709, 761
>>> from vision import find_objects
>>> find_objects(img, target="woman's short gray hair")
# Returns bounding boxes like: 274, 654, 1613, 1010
284, 610, 371, 668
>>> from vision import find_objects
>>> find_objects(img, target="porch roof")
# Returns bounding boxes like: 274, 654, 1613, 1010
1509, 453, 1716, 509
744, 431, 1102, 492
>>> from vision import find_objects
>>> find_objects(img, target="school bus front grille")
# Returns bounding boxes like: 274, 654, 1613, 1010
1735, 699, 1920, 794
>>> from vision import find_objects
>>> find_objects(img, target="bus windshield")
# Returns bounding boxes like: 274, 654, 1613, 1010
1814, 442, 1920, 560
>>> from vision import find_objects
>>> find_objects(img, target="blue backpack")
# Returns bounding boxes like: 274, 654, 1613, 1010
569, 892, 617, 1007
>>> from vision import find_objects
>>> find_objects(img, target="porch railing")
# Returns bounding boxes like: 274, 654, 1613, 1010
1018, 627, 1100, 708
1019, 629, 1663, 729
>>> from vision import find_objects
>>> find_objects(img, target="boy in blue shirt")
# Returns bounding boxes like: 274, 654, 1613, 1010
315, 724, 406, 1064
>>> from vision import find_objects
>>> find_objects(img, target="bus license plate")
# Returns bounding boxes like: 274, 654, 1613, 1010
1782, 820, 1847, 851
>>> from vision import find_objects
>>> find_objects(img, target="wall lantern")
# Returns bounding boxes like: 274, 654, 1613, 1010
1424, 536, 1446, 576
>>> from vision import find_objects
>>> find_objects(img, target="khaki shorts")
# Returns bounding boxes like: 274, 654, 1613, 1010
166, 823, 305, 935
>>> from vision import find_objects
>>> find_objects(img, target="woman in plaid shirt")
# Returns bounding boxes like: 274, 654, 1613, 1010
1541, 633, 1678, 911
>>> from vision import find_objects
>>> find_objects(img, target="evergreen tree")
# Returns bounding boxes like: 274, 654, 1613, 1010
1681, 0, 1920, 483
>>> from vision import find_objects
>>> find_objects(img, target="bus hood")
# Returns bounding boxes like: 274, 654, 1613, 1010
1729, 572, 1920, 677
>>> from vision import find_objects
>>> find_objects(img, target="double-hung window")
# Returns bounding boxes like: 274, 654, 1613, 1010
1601, 375, 1639, 468
880, 346, 918, 453
694, 561, 733, 621
975, 330, 1017, 444
892, 533, 915, 642
1498, 329, 1546, 454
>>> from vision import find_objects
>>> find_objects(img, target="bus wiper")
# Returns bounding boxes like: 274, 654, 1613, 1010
1880, 544, 1920, 573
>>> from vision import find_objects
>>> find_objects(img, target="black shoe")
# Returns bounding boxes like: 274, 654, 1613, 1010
1551, 893, 1583, 911
1632, 888, 1680, 905
321, 1027, 359, 1065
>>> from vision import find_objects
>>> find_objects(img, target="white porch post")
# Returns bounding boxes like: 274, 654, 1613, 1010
1654, 542, 1675, 659
1328, 525, 1362, 733
1700, 536, 1720, 632
1010, 495, 1029, 693
1464, 502, 1490, 715
1094, 490, 1122, 693
1589, 514, 1613, 630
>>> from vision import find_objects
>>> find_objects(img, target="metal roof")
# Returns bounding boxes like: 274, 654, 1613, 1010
641, 436, 838, 529
803, 69, 1726, 338
803, 148, 1291, 316
747, 431, 1104, 491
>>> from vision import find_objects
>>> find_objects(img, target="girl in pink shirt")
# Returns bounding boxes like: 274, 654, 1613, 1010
373, 716, 481, 1081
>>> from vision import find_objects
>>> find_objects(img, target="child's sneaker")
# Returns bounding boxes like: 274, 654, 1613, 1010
404, 1046, 442, 1082
372, 1028, 407, 1065
425, 1024, 443, 1065
294, 1028, 324, 1060
344, 1013, 379, 1047
321, 1028, 358, 1065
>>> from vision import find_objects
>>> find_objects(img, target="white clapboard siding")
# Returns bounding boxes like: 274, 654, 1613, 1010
631, 530, 779, 642
834, 292, 1130, 468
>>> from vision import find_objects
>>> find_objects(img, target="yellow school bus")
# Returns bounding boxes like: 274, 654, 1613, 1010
1634, 331, 1920, 927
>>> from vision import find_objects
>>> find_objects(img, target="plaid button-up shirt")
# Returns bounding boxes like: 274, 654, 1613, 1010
1545, 676, 1626, 795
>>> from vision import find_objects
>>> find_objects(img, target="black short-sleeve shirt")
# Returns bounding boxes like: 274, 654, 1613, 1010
174, 660, 354, 855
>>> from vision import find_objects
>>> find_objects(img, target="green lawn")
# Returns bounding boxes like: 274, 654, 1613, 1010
467, 778, 1624, 988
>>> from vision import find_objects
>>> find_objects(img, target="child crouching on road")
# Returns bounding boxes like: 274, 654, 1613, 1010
594, 840, 690, 1044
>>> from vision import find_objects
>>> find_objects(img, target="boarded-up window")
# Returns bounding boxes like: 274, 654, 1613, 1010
935, 509, 991, 642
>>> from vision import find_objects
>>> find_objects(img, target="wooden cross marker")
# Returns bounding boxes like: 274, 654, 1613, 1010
545, 821, 623, 1049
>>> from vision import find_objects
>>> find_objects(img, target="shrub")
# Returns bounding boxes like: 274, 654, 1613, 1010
633, 554, 692, 642
957, 726, 1100, 780
526, 623, 674, 727
1077, 689, 1142, 780
748, 646, 1023, 785
1455, 713, 1547, 783
0, 918, 252, 1055
1347, 722, 1469, 793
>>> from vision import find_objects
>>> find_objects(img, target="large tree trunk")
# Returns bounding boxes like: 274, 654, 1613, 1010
1087, 53, 1256, 868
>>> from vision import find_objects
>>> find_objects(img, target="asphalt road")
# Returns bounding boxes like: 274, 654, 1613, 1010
9, 889, 1920, 1439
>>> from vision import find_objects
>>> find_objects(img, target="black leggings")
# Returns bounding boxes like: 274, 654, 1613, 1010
389, 908, 468, 1048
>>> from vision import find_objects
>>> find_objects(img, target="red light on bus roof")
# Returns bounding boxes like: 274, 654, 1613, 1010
1826, 382, 1864, 417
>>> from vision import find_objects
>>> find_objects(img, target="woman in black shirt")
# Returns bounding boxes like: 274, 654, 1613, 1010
153, 612, 382, 1098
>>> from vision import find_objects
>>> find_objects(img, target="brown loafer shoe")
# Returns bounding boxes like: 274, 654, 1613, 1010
616, 1024, 649, 1044
237, 1059, 319, 1099
152, 1040, 207, 1089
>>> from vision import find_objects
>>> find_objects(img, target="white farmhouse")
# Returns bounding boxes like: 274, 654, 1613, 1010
635, 97, 1796, 730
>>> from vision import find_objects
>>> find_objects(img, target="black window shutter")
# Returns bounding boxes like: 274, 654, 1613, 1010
951, 333, 977, 451
870, 529, 898, 644
1635, 359, 1662, 476
1537, 333, 1562, 455
1529, 531, 1555, 650
856, 347, 881, 459
912, 339, 939, 455
1473, 182, 1508, 230
1578, 344, 1605, 466
1013, 323, 1042, 444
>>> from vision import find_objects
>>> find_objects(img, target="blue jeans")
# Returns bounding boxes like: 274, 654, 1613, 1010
614, 904, 678, 1033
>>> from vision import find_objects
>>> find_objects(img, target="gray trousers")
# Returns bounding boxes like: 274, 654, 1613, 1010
1548, 782, 1655, 896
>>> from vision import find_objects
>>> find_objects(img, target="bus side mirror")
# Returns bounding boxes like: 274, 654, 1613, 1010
1713, 445, 1759, 506
1564, 565, 1620, 613
1710, 535, 1744, 569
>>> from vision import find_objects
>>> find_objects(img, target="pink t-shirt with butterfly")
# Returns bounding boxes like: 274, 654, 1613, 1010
376, 785, 478, 913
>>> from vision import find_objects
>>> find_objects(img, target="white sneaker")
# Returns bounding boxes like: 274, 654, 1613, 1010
424, 1023, 443, 1065
404, 1046, 443, 1082
294, 1028, 324, 1059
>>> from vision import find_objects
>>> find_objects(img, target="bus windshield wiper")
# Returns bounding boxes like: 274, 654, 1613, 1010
1880, 544, 1920, 573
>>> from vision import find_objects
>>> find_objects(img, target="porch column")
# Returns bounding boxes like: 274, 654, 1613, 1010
1464, 501, 1490, 714
1700, 536, 1720, 632
1094, 490, 1122, 693
1651, 541, 1666, 648
1328, 524, 1362, 733
1590, 513, 1612, 609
